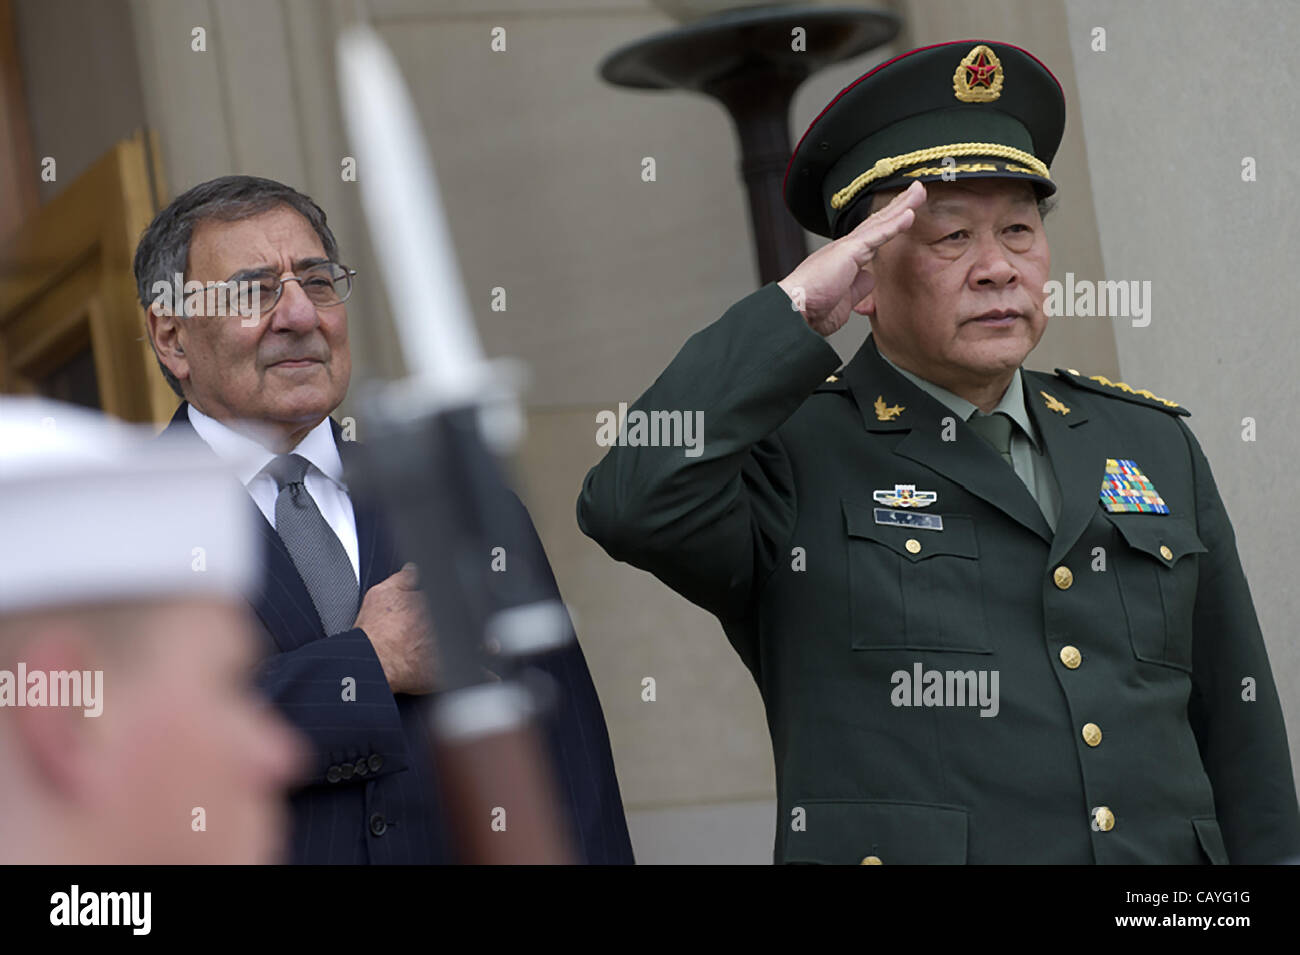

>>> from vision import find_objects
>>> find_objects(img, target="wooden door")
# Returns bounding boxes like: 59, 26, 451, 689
0, 129, 174, 423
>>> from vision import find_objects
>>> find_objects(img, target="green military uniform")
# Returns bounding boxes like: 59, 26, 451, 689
576, 40, 1300, 863
881, 355, 1062, 529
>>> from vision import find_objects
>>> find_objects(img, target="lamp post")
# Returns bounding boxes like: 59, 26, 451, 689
600, 3, 899, 284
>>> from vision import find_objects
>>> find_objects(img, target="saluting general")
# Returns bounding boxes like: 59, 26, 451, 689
577, 40, 1300, 864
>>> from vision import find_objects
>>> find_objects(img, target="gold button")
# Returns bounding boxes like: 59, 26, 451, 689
1093, 806, 1115, 832
1059, 645, 1081, 669
860, 855, 883, 865
905, 538, 921, 554
1053, 566, 1073, 590
1082, 722, 1102, 747
1159, 545, 1173, 561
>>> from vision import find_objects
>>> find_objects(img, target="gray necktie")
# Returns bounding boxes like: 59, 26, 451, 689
967, 410, 1015, 468
264, 453, 359, 636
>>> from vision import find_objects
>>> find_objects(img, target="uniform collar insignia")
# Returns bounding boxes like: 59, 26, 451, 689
1040, 390, 1070, 415
874, 395, 905, 421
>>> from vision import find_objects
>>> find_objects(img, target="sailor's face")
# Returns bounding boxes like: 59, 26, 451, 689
94, 598, 308, 863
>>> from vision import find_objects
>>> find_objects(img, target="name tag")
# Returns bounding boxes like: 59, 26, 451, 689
874, 508, 944, 531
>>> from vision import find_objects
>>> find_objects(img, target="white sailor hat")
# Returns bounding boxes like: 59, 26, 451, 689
0, 396, 258, 615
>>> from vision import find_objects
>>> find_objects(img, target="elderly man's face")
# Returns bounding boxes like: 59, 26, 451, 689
172, 205, 351, 436
861, 178, 1050, 390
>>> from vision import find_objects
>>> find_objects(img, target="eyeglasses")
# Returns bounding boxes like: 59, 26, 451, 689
184, 262, 357, 318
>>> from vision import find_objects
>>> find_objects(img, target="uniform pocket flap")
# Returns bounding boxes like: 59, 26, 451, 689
843, 500, 978, 562
1192, 816, 1230, 864
784, 799, 969, 864
1108, 513, 1207, 566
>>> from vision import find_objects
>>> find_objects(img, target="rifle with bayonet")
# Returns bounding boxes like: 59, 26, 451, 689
336, 23, 576, 864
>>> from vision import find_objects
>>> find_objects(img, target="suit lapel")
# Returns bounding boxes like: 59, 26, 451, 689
1024, 372, 1109, 566
841, 339, 1053, 543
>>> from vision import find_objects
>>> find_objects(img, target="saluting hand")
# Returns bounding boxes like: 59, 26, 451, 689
777, 180, 926, 337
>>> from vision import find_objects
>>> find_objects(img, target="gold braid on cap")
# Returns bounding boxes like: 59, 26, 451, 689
829, 142, 1050, 211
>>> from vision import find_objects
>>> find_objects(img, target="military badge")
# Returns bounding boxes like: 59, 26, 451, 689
953, 44, 1004, 103
1099, 458, 1169, 514
874, 396, 905, 421
1040, 391, 1070, 415
873, 484, 937, 508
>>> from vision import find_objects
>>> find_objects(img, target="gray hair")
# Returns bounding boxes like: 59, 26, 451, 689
132, 175, 341, 399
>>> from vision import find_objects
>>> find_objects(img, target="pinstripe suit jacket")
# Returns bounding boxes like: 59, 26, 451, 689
161, 403, 633, 864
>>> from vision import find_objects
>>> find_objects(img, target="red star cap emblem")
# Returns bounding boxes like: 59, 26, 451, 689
965, 51, 997, 88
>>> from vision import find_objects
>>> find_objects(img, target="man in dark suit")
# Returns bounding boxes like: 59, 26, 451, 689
138, 174, 633, 863
577, 41, 1300, 863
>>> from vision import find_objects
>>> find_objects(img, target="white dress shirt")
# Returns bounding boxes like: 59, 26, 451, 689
187, 404, 361, 583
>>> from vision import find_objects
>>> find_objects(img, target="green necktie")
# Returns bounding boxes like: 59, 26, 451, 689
967, 410, 1014, 468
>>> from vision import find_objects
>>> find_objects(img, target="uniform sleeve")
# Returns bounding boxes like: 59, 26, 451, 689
1181, 419, 1300, 862
576, 282, 841, 630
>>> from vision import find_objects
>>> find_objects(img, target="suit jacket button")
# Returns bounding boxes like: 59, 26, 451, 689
368, 754, 384, 773
369, 813, 387, 836
326, 765, 342, 784
860, 855, 883, 864
1053, 566, 1074, 590
340, 762, 354, 780
354, 757, 369, 776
